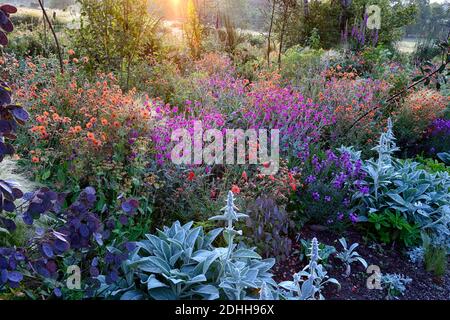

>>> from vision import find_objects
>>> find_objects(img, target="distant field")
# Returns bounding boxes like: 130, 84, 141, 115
397, 38, 418, 54
15, 6, 79, 28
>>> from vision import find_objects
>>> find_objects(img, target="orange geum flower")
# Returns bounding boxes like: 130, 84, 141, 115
32, 157, 40, 164
68, 49, 75, 55
231, 185, 241, 194
87, 132, 95, 140
113, 121, 121, 128
101, 118, 108, 126
86, 122, 93, 129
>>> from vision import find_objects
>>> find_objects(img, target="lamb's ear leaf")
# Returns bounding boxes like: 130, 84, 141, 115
120, 290, 145, 300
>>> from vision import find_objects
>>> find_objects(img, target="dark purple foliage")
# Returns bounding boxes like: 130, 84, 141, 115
246, 197, 294, 261
0, 248, 26, 288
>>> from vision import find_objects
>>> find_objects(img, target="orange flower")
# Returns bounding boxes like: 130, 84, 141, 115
231, 185, 241, 194
101, 118, 108, 126
113, 121, 121, 128
87, 132, 95, 140
32, 157, 40, 164
241, 171, 248, 181
68, 49, 75, 55
92, 139, 102, 147
86, 122, 93, 129
52, 113, 60, 121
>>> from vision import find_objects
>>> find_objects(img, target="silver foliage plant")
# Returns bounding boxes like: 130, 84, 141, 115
340, 118, 450, 243
336, 237, 368, 277
108, 191, 277, 300
407, 247, 425, 266
381, 273, 412, 300
102, 192, 341, 300
278, 238, 340, 300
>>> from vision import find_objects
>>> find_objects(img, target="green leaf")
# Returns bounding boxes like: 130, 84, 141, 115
41, 170, 51, 181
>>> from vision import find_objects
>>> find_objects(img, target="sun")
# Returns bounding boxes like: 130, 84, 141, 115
171, 0, 181, 9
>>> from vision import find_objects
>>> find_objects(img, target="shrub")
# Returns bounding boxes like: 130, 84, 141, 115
73, 0, 161, 89
320, 76, 391, 152
394, 89, 448, 149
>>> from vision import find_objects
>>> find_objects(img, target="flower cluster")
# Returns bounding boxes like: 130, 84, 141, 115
422, 118, 450, 155
296, 150, 367, 228
320, 76, 390, 149
394, 89, 448, 146
242, 83, 334, 159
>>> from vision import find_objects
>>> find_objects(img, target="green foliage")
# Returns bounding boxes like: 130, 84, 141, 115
351, 0, 417, 45
6, 26, 61, 58
281, 46, 324, 87
74, 0, 161, 89
367, 210, 421, 247
282, 1, 341, 50
308, 28, 321, 50
298, 238, 336, 266
184, 0, 203, 59
422, 233, 448, 278
415, 156, 450, 175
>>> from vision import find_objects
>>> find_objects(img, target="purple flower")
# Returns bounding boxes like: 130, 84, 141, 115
306, 175, 317, 184
359, 186, 370, 195
312, 192, 320, 201
349, 212, 358, 224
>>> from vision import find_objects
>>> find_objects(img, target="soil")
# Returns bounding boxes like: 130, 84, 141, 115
273, 226, 450, 300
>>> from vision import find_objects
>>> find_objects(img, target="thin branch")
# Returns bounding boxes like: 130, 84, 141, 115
344, 60, 448, 135
38, 0, 64, 74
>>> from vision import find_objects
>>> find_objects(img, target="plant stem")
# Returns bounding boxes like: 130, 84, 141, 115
38, 0, 64, 74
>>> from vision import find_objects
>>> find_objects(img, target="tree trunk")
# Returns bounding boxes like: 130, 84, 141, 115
267, 0, 276, 67
303, 0, 309, 17
278, 4, 288, 70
